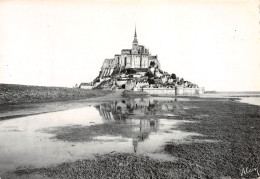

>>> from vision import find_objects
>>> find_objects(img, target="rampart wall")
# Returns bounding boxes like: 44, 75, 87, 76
142, 86, 204, 96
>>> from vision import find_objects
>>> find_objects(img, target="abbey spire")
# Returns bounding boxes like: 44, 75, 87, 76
133, 26, 138, 44
132, 26, 139, 54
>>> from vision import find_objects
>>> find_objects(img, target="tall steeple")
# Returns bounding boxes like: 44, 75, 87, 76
133, 26, 138, 44
132, 25, 139, 54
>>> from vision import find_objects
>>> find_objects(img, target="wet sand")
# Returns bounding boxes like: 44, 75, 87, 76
164, 98, 260, 178
0, 90, 124, 120
0, 92, 260, 178
0, 84, 113, 106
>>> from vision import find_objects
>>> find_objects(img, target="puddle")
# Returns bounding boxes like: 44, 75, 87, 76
0, 97, 201, 175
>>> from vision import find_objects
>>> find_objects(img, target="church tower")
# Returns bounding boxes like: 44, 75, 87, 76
132, 26, 139, 54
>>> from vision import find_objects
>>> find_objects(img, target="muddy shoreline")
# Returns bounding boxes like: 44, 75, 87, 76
0, 83, 112, 106
0, 89, 125, 120
5, 95, 259, 178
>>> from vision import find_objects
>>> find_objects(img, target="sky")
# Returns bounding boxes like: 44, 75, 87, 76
0, 0, 259, 91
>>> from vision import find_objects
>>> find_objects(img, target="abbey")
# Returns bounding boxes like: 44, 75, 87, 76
100, 28, 160, 78
82, 27, 204, 95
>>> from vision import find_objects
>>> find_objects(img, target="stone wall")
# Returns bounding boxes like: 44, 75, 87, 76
136, 82, 149, 89
142, 86, 205, 96
142, 88, 176, 95
183, 88, 196, 95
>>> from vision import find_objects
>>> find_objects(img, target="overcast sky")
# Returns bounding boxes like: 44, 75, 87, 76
0, 0, 259, 91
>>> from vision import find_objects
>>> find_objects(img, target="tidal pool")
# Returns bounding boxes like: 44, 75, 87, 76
0, 97, 200, 176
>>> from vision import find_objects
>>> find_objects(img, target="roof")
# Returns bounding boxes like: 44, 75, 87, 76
105, 58, 115, 61
79, 82, 93, 87
121, 49, 131, 54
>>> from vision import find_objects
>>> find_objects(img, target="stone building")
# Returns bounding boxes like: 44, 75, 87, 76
100, 27, 160, 78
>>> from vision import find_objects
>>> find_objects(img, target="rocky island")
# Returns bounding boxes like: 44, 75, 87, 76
80, 28, 204, 95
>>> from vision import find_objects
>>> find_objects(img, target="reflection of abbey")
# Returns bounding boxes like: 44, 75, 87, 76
96, 98, 179, 122
95, 98, 178, 153
100, 27, 160, 78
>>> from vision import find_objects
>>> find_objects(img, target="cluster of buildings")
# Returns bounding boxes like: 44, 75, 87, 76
99, 27, 160, 78
80, 28, 204, 95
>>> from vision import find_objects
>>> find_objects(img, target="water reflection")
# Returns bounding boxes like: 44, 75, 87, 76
132, 119, 159, 153
96, 98, 180, 122
0, 97, 198, 176
94, 98, 182, 153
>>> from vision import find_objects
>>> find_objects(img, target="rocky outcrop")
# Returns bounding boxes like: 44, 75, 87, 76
88, 29, 204, 93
